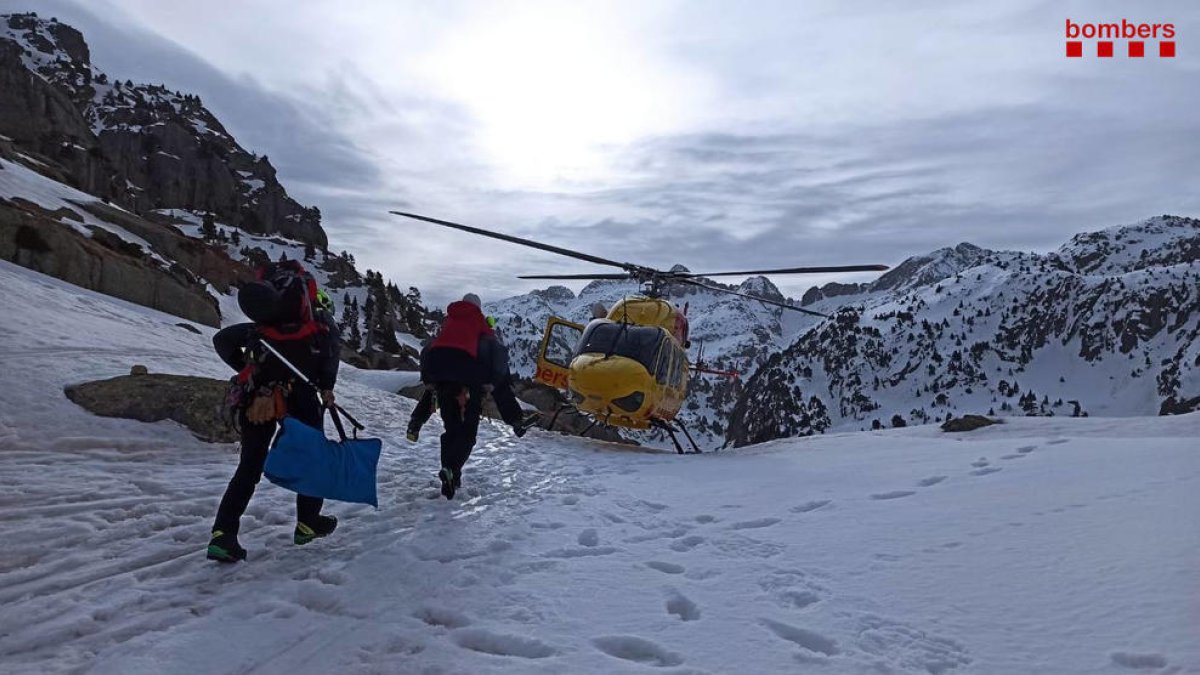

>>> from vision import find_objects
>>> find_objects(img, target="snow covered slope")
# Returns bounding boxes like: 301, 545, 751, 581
2, 258, 1197, 674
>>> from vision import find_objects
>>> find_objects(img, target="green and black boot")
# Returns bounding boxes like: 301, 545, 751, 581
207, 530, 247, 563
438, 466, 457, 500
294, 515, 338, 545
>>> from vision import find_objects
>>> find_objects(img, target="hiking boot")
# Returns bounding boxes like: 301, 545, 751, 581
406, 425, 420, 443
207, 530, 247, 563
514, 412, 541, 438
294, 515, 338, 545
438, 467, 457, 500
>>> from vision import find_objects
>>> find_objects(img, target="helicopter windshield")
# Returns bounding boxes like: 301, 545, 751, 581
575, 321, 665, 371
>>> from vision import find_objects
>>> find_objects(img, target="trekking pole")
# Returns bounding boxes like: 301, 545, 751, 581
256, 339, 365, 431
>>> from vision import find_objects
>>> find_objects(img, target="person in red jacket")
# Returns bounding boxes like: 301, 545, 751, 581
420, 293, 494, 498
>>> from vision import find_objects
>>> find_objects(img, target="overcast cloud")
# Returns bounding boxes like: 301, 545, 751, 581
6, 0, 1198, 303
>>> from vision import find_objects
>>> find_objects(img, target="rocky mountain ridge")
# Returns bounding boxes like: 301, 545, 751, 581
727, 216, 1200, 446
0, 12, 324, 245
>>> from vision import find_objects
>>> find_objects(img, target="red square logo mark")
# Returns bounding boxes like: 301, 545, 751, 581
1129, 41, 1145, 57
1160, 41, 1176, 57
1066, 41, 1083, 57
1097, 41, 1114, 57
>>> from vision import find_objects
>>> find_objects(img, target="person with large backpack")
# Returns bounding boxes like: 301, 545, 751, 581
407, 317, 537, 442
420, 293, 497, 499
206, 261, 342, 563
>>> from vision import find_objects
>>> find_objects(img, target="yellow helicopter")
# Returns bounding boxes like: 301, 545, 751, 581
392, 211, 888, 453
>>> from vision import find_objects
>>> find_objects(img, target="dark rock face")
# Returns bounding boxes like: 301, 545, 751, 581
0, 199, 221, 326
64, 372, 238, 443
801, 282, 865, 307
0, 13, 326, 246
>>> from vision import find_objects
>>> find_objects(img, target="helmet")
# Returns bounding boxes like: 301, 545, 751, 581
315, 289, 334, 313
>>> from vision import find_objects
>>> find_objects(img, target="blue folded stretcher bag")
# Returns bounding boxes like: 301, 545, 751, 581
264, 407, 382, 507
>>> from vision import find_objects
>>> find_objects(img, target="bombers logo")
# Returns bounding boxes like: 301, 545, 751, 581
1066, 19, 1176, 58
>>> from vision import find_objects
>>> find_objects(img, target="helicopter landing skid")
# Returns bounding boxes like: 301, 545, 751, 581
653, 418, 703, 455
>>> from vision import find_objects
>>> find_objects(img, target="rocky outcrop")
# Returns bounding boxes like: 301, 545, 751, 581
0, 199, 221, 326
940, 415, 999, 432
0, 12, 326, 246
64, 371, 237, 443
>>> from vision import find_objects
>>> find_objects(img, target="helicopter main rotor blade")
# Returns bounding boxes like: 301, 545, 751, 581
517, 273, 634, 280
678, 264, 889, 277
391, 211, 634, 272
677, 278, 831, 319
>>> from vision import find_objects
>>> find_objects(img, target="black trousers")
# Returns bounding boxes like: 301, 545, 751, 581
409, 387, 436, 432
213, 386, 325, 536
492, 377, 525, 428
436, 383, 483, 477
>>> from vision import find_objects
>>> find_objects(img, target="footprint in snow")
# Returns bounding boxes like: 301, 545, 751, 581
670, 535, 706, 552
1047, 438, 1070, 446
542, 546, 618, 559
871, 490, 916, 500
646, 561, 685, 575
917, 476, 947, 487
971, 458, 989, 468
1000, 453, 1024, 460
970, 467, 1002, 476
414, 606, 471, 629
666, 590, 701, 621
1017, 445, 1036, 454
728, 517, 781, 530
592, 635, 684, 667
1110, 651, 1168, 669
779, 590, 820, 609
577, 528, 599, 547
760, 619, 839, 656
451, 627, 556, 659
790, 500, 832, 513
694, 514, 718, 524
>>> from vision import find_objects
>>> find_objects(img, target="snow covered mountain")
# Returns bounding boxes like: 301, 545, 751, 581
489, 217, 1199, 450
3, 255, 1198, 674
729, 216, 1200, 446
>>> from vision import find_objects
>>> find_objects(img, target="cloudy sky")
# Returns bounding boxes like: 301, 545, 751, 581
8, 0, 1199, 303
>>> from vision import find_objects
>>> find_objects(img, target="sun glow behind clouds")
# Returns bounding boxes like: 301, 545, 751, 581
421, 2, 703, 189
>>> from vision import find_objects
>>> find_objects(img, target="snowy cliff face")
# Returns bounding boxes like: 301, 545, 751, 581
728, 216, 1200, 446
0, 13, 325, 246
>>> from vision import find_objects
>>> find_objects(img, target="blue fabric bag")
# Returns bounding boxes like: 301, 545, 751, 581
264, 409, 382, 507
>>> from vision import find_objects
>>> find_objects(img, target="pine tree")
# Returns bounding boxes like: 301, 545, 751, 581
200, 213, 217, 240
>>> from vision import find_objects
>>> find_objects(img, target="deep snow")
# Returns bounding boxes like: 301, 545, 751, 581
0, 258, 1197, 674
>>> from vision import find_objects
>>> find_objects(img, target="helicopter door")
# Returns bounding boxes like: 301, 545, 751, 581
535, 317, 584, 390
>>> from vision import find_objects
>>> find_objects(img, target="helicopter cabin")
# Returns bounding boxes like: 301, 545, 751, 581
535, 296, 690, 429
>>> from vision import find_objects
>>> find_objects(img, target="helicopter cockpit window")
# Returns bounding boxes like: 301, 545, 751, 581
655, 343, 671, 384
576, 321, 666, 372
669, 348, 686, 388
544, 321, 583, 368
